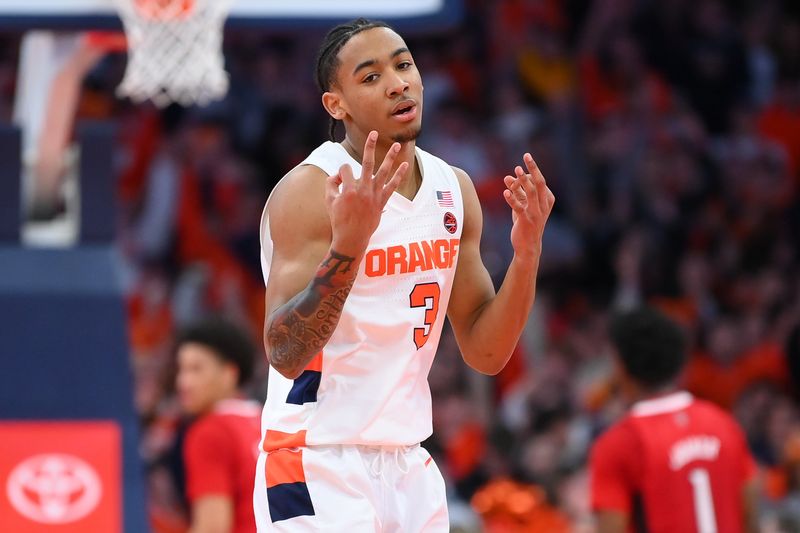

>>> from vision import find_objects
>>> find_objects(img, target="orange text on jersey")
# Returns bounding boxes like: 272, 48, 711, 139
364, 239, 460, 277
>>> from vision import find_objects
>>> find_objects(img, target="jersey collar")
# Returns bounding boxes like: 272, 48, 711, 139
631, 391, 693, 417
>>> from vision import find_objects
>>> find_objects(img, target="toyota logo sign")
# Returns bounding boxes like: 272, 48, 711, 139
6, 454, 102, 524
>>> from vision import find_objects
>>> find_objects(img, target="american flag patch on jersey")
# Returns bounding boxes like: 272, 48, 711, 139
436, 190, 454, 208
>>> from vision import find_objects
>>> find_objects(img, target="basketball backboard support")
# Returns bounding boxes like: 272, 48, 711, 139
0, 0, 463, 31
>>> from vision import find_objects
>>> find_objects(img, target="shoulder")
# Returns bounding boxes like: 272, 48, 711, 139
449, 165, 481, 207
449, 165, 474, 189
591, 417, 640, 461
185, 413, 240, 452
267, 141, 345, 209
689, 398, 732, 421
268, 164, 329, 212
266, 163, 332, 242
590, 418, 642, 506
185, 414, 249, 467
690, 399, 745, 434
689, 400, 755, 474
449, 165, 480, 219
185, 414, 226, 443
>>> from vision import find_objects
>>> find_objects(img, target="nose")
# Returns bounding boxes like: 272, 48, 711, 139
386, 73, 409, 98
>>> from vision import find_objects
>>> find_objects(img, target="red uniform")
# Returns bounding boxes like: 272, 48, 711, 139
184, 399, 262, 533
590, 392, 756, 533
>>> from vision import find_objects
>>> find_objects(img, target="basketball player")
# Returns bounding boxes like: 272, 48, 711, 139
254, 19, 555, 531
175, 318, 262, 533
590, 307, 759, 533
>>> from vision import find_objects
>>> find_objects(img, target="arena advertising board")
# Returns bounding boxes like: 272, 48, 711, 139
0, 421, 121, 533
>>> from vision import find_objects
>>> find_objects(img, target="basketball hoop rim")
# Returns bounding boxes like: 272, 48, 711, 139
84, 30, 127, 52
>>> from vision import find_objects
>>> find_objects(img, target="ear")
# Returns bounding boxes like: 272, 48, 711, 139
322, 91, 347, 120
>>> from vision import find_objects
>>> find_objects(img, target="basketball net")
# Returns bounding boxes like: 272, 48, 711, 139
114, 0, 233, 107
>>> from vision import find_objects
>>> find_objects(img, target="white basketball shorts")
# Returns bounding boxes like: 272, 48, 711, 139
253, 443, 449, 532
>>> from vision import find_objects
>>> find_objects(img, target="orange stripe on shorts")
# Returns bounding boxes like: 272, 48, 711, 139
266, 448, 307, 488
263, 429, 307, 452
305, 352, 323, 372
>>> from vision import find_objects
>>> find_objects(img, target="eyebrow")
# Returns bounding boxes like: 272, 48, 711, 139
352, 47, 410, 76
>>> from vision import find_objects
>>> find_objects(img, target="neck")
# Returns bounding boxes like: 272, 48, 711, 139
628, 384, 679, 405
341, 132, 421, 196
342, 132, 417, 165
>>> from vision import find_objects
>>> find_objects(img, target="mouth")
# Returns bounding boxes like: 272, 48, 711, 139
391, 100, 416, 116
391, 100, 418, 123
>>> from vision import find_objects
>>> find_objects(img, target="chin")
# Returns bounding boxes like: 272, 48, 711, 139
179, 397, 202, 416
392, 125, 422, 144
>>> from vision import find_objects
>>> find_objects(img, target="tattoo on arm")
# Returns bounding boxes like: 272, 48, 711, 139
266, 250, 356, 377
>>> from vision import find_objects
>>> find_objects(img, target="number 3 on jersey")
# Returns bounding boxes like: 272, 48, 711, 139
410, 283, 441, 349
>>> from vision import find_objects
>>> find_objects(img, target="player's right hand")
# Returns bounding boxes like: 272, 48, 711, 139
325, 130, 408, 257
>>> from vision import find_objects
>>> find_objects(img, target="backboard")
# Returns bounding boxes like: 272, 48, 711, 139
0, 0, 463, 30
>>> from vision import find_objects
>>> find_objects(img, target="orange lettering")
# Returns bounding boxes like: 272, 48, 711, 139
365, 249, 386, 277
448, 239, 460, 268
387, 245, 408, 275
408, 242, 427, 273
433, 240, 448, 268
367, 239, 460, 277
421, 241, 435, 271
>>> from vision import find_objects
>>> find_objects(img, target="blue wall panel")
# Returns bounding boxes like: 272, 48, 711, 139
0, 247, 149, 533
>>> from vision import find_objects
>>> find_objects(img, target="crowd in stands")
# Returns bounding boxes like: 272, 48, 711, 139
3, 0, 800, 530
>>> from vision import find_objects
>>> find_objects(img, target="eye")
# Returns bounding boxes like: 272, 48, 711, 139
363, 73, 379, 83
398, 61, 413, 70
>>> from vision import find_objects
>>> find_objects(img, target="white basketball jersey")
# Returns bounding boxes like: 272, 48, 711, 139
259, 141, 464, 450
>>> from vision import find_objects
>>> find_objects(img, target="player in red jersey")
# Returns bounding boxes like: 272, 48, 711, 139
590, 307, 759, 533
175, 318, 262, 533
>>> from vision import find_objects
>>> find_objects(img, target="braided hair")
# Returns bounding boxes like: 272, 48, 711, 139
315, 18, 392, 141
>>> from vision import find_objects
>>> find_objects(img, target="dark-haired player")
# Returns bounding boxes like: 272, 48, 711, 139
254, 18, 555, 532
590, 307, 758, 533
175, 318, 262, 533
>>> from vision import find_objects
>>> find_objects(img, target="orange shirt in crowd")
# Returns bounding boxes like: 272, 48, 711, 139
759, 102, 800, 180
684, 342, 788, 409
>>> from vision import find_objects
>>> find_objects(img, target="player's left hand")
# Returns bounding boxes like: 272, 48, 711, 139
503, 153, 555, 260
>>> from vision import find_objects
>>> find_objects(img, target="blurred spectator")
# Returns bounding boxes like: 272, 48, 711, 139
174, 318, 262, 533
787, 325, 800, 398
685, 315, 788, 409
591, 307, 758, 533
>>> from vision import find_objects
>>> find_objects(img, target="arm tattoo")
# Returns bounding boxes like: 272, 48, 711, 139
266, 250, 356, 377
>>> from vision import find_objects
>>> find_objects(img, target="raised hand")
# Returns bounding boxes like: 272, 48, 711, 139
502, 153, 555, 260
325, 130, 408, 257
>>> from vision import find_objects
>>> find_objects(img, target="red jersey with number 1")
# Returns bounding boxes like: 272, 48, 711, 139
590, 392, 756, 533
